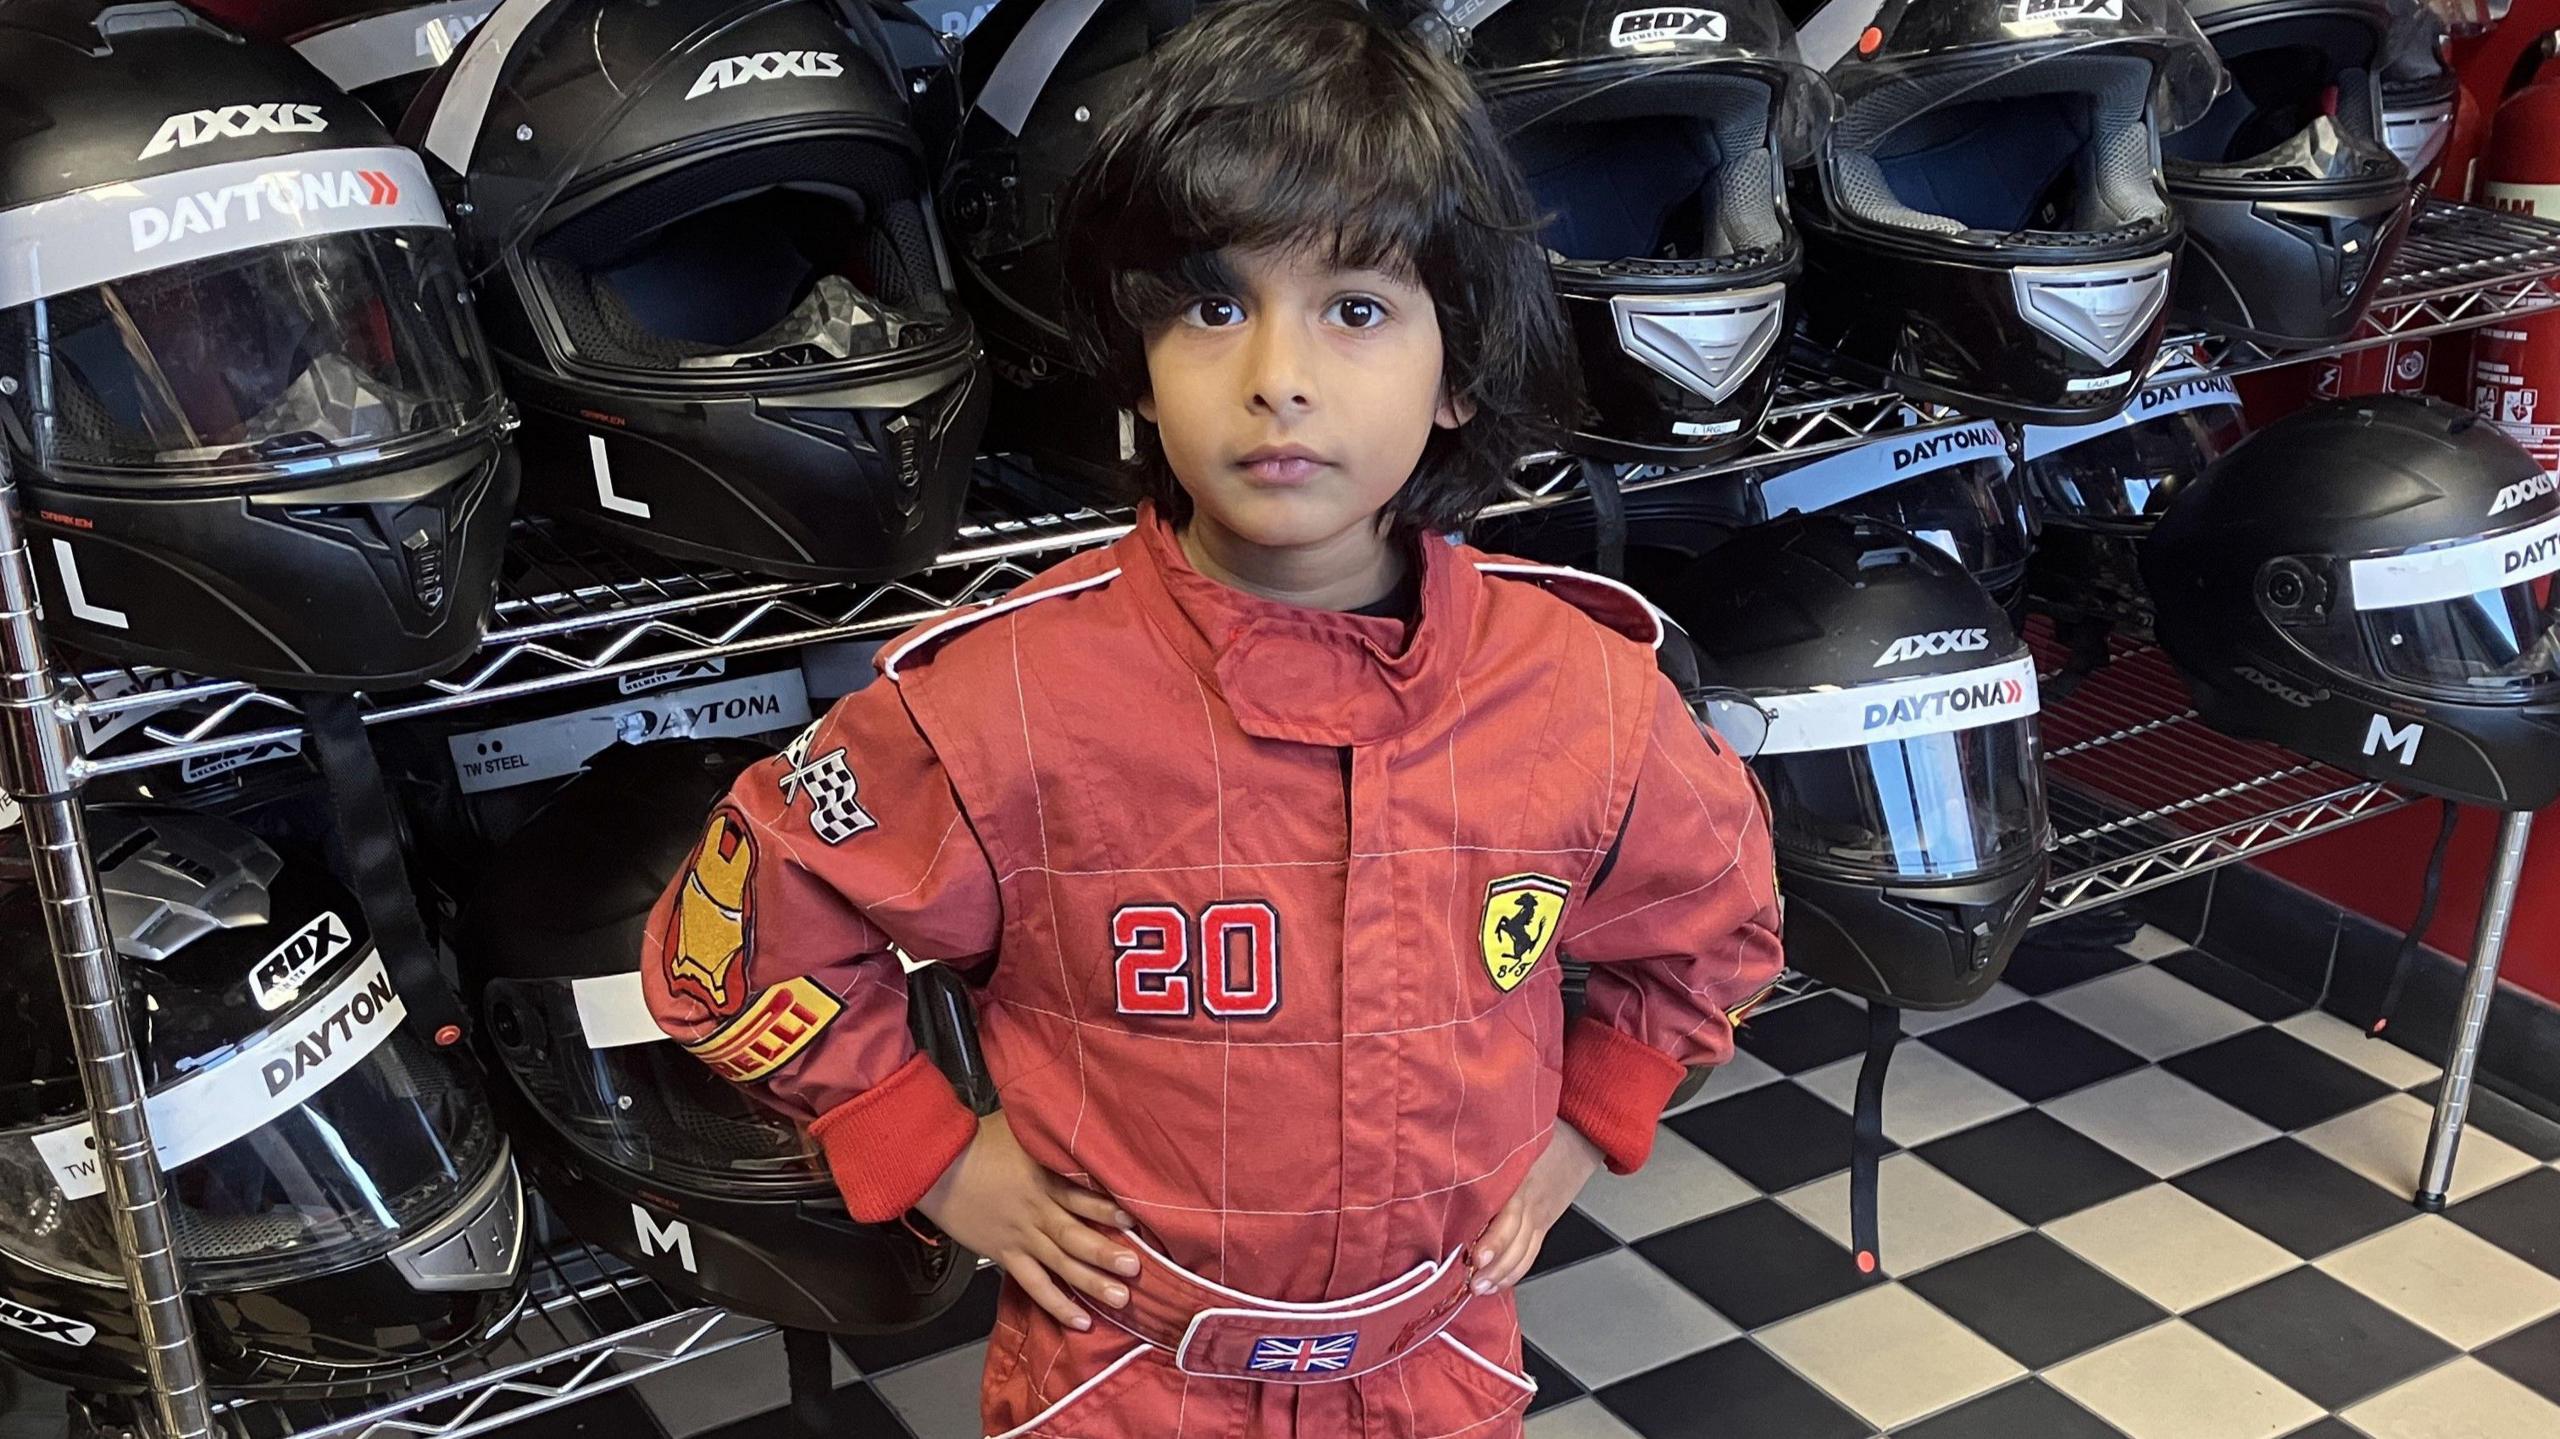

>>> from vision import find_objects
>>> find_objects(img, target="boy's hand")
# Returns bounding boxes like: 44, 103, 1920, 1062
1471, 1122, 1607, 1294
916, 1111, 1142, 1332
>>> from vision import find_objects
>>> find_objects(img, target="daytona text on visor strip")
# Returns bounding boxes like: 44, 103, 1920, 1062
0, 147, 447, 312
1756, 654, 2041, 755
28, 951, 408, 1201
2020, 370, 2237, 460
1758, 419, 2009, 518
2347, 510, 2560, 611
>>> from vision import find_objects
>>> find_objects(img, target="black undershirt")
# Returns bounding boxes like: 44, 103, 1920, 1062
1346, 566, 1420, 622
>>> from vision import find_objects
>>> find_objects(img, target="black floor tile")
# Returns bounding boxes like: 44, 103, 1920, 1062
835, 1264, 1001, 1374
1893, 1379, 2131, 1439
501, 1390, 667, 1439
2411, 1080, 2560, 1163
2198, 868, 2341, 1001
1596, 1340, 1868, 1439
1734, 993, 1874, 1074
2134, 873, 2214, 947
2187, 1266, 2456, 1411
2174, 1138, 2416, 1259
1533, 1205, 1622, 1279
2448, 1166, 2560, 1278
701, 1379, 910, 1439
1916, 1110, 2154, 1227
1920, 1004, 2146, 1103
2476, 1311, 2560, 1409
2163, 1027, 2395, 1133
1666, 1080, 1881, 1193
2275, 1423, 2368, 1439
2155, 948, 2313, 1022
1634, 1200, 1872, 1331
1522, 1341, 1584, 1415
1904, 1233, 2165, 1370
1999, 939, 2137, 997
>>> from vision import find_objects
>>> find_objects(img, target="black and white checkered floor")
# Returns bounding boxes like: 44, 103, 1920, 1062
14, 926, 2558, 1439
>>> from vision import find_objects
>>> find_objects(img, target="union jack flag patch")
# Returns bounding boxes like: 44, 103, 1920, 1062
1248, 1332, 1358, 1374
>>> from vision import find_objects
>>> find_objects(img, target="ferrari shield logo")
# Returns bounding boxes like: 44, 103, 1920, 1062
1481, 873, 1570, 992
667, 808, 756, 1017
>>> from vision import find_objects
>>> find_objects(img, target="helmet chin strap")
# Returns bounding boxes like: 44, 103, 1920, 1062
1849, 999, 1900, 1276
2369, 799, 2461, 1038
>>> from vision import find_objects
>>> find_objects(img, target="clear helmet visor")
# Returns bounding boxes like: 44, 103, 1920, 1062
2268, 513, 2560, 698
0, 955, 504, 1289
1820, 0, 2227, 135
2022, 371, 2247, 532
0, 224, 502, 482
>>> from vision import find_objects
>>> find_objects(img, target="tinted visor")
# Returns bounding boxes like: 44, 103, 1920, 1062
2362, 575, 2560, 693
484, 975, 828, 1195
1855, 460, 2037, 579
0, 228, 500, 481
2024, 385, 2245, 533
2274, 512, 2560, 698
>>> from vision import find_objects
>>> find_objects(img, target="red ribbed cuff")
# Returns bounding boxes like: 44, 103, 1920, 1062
809, 1052, 978, 1222
1558, 1017, 1690, 1175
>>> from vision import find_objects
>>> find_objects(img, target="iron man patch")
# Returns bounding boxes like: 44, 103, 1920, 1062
667, 807, 755, 1017
1480, 873, 1570, 992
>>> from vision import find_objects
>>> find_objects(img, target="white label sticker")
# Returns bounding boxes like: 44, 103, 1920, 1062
31, 951, 406, 1200
1756, 656, 2041, 756
572, 971, 668, 1050
0, 1296, 95, 1348
444, 669, 810, 795
178, 734, 303, 785
1758, 420, 2010, 518
2347, 512, 2560, 611
1609, 8, 1728, 47
2003, 0, 2124, 25
618, 657, 727, 695
251, 909, 355, 1012
75, 670, 195, 752
2021, 370, 2238, 459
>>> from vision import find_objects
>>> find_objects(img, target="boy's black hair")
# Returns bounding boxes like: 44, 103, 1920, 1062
1055, 0, 1575, 541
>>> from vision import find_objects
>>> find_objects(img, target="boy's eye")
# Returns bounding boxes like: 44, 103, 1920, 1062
1330, 297, 1387, 329
1187, 297, 1245, 328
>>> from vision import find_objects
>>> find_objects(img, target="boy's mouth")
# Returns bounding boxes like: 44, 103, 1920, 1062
1233, 445, 1330, 487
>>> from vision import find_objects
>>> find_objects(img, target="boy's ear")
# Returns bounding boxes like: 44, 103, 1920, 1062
1434, 385, 1475, 430
1136, 393, 1159, 424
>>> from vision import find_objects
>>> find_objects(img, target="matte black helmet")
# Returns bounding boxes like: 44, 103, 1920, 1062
1786, 0, 2224, 423
459, 738, 978, 1335
0, 1, 518, 691
0, 808, 523, 1397
1755, 419, 2038, 618
406, 0, 983, 581
2162, 0, 2412, 344
1464, 0, 1834, 463
1658, 513, 2051, 1009
2144, 395, 2560, 810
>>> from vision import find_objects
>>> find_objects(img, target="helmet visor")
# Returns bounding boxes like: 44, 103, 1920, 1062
0, 157, 501, 481
2159, 9, 2400, 183
1854, 459, 2037, 580
2023, 370, 2246, 531
1751, 655, 2048, 878
483, 974, 828, 1195
2271, 513, 2560, 697
0, 954, 504, 1289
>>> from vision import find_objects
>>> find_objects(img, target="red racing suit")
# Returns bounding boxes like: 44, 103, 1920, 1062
643, 502, 1783, 1438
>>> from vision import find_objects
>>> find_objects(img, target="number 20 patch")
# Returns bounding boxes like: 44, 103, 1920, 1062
1112, 900, 1281, 1018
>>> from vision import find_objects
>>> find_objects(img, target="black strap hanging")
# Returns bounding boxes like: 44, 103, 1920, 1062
2370, 799, 2463, 1039
784, 1327, 837, 1438
304, 694, 471, 1048
1583, 457, 1629, 582
1850, 1001, 1900, 1277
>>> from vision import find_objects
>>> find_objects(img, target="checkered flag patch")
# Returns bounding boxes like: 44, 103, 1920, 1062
777, 724, 875, 845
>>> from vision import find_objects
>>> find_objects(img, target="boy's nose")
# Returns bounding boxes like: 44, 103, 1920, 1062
1245, 324, 1316, 414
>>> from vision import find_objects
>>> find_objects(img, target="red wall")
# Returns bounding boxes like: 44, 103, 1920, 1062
2255, 802, 2560, 1003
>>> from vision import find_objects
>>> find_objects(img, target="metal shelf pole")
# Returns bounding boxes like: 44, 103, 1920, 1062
2415, 810, 2535, 1211
0, 456, 215, 1439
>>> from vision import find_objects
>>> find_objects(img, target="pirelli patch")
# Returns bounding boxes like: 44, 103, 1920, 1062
684, 976, 842, 1083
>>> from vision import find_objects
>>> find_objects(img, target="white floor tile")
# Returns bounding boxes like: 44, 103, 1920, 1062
1798, 1041, 2030, 1147
2039, 965, 2261, 1061
873, 1340, 989, 1439
2318, 1215, 2560, 1349
1525, 1397, 1647, 1439
1778, 1154, 2026, 1277
2298, 1092, 2540, 1205
2276, 1010, 2442, 1088
2047, 1321, 2323, 1439
1669, 1047, 1783, 1112
1574, 1129, 1758, 1240
2340, 1356, 2560, 1439
1900, 984, 2028, 1035
2045, 1185, 2302, 1312
2120, 925, 2191, 962
634, 1332, 857, 1437
2044, 1068, 2281, 1178
1757, 1284, 2022, 1430
1517, 1248, 1738, 1389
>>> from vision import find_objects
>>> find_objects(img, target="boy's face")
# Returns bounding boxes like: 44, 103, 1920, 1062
1138, 243, 1469, 551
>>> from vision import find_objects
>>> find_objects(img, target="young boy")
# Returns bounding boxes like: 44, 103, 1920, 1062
644, 3, 1782, 1435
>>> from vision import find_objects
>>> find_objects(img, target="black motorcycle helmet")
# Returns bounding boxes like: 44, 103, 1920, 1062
458, 738, 979, 1335
2024, 367, 2245, 628
2163, 0, 2411, 345
1471, 474, 1758, 596
285, 3, 497, 124
0, 809, 524, 1397
1464, 0, 1833, 463
1660, 513, 2052, 1010
0, 1, 518, 691
1786, 0, 2224, 423
405, 0, 983, 582
2145, 395, 2560, 810
1755, 419, 2038, 618
2378, 0, 2456, 188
